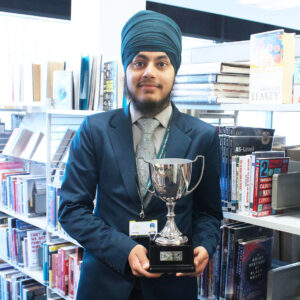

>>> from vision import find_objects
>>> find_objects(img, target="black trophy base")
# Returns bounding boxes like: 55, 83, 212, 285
148, 239, 195, 273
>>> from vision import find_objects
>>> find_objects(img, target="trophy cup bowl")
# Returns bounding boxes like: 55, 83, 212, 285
138, 155, 205, 273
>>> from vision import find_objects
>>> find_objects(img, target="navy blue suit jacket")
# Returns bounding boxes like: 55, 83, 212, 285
58, 104, 223, 300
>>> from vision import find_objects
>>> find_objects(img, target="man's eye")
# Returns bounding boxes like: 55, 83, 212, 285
158, 62, 167, 67
134, 61, 145, 67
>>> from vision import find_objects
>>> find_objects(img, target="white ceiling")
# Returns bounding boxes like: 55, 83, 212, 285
149, 0, 300, 30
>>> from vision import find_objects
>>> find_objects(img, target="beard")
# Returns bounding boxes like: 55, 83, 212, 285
125, 79, 173, 117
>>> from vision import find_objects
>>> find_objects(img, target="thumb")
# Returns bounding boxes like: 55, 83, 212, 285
136, 247, 149, 269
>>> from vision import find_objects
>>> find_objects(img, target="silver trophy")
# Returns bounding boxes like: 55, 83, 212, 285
139, 155, 205, 246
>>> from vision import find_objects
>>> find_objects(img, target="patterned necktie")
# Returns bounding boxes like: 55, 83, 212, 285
136, 118, 160, 198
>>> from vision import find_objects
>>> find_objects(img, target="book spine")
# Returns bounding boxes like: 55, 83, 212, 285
231, 156, 237, 212
252, 160, 260, 213
68, 255, 75, 298
235, 243, 244, 300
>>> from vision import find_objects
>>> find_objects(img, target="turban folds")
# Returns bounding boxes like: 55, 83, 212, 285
121, 10, 182, 73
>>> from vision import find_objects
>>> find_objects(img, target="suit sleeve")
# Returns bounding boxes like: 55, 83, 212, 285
192, 128, 223, 258
58, 117, 137, 274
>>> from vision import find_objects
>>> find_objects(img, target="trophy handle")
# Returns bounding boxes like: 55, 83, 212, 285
185, 155, 205, 196
136, 157, 155, 194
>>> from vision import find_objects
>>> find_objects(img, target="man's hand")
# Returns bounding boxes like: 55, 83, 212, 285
176, 246, 209, 277
128, 245, 163, 278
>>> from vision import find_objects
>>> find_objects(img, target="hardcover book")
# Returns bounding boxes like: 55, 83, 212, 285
177, 62, 250, 76
52, 71, 73, 109
235, 236, 274, 300
249, 29, 295, 104
102, 61, 124, 111
252, 157, 289, 217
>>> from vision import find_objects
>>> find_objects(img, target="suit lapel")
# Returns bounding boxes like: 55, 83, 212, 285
108, 108, 140, 205
165, 105, 192, 159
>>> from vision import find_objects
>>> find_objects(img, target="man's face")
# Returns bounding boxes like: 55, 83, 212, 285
126, 51, 175, 114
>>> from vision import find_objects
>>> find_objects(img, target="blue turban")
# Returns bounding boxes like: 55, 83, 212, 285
121, 10, 182, 74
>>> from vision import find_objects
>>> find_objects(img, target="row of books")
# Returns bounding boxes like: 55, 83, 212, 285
2, 127, 45, 162
172, 62, 250, 105
0, 261, 47, 300
231, 153, 289, 217
7, 54, 125, 113
202, 222, 274, 300
0, 160, 46, 218
2, 125, 76, 175
43, 240, 83, 298
0, 216, 46, 271
218, 125, 275, 214
172, 29, 299, 106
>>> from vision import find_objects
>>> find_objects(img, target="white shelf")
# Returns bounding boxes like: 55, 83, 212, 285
176, 103, 300, 112
47, 108, 103, 116
0, 256, 73, 299
0, 207, 47, 230
47, 226, 82, 247
0, 255, 44, 284
2, 153, 46, 165
223, 210, 300, 236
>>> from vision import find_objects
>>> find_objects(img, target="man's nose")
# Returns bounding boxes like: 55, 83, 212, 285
143, 62, 156, 78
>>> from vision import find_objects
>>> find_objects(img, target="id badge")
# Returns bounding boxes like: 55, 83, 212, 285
129, 219, 158, 238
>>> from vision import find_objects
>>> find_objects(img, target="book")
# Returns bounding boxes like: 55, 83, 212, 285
32, 64, 41, 102
293, 56, 300, 104
252, 157, 289, 217
249, 29, 295, 104
52, 71, 73, 109
235, 236, 274, 300
249, 151, 285, 211
175, 73, 250, 85
21, 176, 46, 217
58, 245, 77, 295
177, 62, 250, 76
79, 55, 90, 110
225, 224, 273, 300
27, 229, 46, 270
51, 129, 76, 171
47, 61, 65, 100
19, 131, 44, 160
102, 61, 124, 111
2, 128, 33, 157
172, 82, 249, 92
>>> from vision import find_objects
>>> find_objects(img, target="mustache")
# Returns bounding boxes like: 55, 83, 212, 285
137, 80, 162, 88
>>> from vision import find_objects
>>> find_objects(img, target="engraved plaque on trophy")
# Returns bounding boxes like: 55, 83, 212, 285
138, 156, 205, 273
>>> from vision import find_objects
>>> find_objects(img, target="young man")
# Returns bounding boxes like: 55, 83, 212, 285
58, 10, 222, 300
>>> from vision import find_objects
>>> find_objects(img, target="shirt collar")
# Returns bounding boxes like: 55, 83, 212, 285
130, 102, 172, 128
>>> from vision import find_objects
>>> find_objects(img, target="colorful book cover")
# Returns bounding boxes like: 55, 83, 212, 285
79, 55, 90, 110
293, 57, 300, 104
249, 29, 295, 104
225, 225, 273, 300
253, 157, 289, 217
235, 236, 274, 300
103, 61, 119, 111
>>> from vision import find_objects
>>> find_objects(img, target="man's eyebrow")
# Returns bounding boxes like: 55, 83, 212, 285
133, 54, 149, 60
155, 55, 169, 60
133, 54, 169, 61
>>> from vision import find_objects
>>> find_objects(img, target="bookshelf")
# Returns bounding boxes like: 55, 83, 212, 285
1, 34, 300, 300
176, 103, 300, 112
0, 207, 47, 230
0, 255, 44, 284
223, 210, 300, 236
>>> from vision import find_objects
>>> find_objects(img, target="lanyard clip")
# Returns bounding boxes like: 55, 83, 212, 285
139, 209, 145, 219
